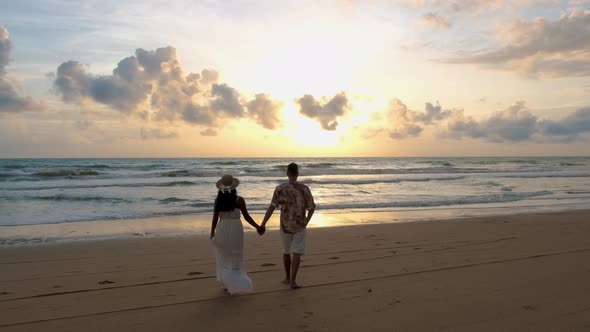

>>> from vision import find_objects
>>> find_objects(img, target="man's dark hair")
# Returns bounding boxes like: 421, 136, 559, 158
287, 162, 299, 175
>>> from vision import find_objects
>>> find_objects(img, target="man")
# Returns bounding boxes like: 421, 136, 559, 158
261, 162, 315, 289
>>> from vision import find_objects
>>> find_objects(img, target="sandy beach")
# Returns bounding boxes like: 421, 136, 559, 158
1, 209, 590, 331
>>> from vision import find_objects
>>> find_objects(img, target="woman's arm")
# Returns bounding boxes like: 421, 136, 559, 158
237, 196, 260, 231
210, 199, 219, 239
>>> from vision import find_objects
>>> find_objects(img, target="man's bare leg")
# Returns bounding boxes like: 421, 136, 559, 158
290, 253, 302, 289
282, 254, 291, 284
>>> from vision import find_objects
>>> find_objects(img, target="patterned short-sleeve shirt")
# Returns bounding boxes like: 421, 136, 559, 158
271, 182, 315, 234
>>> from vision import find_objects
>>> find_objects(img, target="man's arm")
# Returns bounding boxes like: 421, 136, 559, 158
305, 206, 315, 226
261, 205, 275, 228
304, 187, 316, 226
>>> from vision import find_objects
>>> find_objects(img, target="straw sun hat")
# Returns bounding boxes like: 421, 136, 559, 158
216, 174, 240, 193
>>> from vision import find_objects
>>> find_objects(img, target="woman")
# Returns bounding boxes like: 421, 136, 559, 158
210, 174, 262, 294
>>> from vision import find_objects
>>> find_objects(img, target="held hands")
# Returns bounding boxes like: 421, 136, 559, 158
257, 225, 266, 236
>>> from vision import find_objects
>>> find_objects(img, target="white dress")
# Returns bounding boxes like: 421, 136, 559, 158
212, 205, 253, 294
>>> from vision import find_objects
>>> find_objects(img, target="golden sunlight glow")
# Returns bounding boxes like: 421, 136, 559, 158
282, 103, 342, 148
233, 16, 386, 99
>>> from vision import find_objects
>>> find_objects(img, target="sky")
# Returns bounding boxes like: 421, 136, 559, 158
0, 0, 589, 157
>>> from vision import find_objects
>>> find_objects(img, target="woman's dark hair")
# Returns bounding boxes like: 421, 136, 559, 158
215, 189, 238, 211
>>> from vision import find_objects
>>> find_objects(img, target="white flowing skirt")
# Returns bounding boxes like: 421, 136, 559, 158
212, 217, 253, 294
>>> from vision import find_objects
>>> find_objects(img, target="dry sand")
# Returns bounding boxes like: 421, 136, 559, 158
1, 209, 590, 331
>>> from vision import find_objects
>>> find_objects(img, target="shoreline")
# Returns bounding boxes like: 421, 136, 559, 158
1, 202, 588, 247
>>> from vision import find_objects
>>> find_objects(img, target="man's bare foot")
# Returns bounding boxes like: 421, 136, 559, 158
282, 279, 290, 284
290, 282, 301, 289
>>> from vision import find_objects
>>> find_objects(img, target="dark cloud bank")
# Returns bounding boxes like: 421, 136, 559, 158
379, 99, 590, 142
52, 46, 283, 134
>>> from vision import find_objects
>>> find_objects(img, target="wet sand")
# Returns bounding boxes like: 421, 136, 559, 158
1, 209, 590, 331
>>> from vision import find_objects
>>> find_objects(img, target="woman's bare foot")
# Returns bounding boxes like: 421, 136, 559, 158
290, 282, 301, 289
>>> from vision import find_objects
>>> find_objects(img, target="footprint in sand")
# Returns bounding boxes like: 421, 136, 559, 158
261, 263, 276, 267
187, 271, 203, 276
328, 256, 339, 260
521, 305, 535, 310
98, 280, 115, 285
303, 311, 314, 318
53, 285, 63, 289
0, 291, 11, 296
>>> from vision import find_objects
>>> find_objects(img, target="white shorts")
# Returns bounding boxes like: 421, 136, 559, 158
281, 228, 306, 255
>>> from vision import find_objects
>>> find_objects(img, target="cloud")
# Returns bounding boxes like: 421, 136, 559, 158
569, 0, 590, 7
0, 26, 10, 75
210, 83, 244, 117
54, 47, 199, 115
246, 93, 283, 130
0, 25, 44, 113
55, 60, 152, 112
442, 10, 590, 77
296, 92, 349, 130
139, 127, 178, 140
53, 46, 282, 130
395, 0, 560, 30
74, 119, 94, 130
386, 99, 424, 139
379, 99, 451, 139
441, 101, 538, 142
370, 99, 590, 143
367, 99, 589, 143
538, 107, 590, 141
200, 128, 217, 136
396, 0, 559, 13
418, 12, 451, 29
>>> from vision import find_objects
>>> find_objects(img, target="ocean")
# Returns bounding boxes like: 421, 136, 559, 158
1, 157, 589, 242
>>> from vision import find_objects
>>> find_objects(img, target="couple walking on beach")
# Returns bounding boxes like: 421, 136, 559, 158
210, 163, 316, 294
